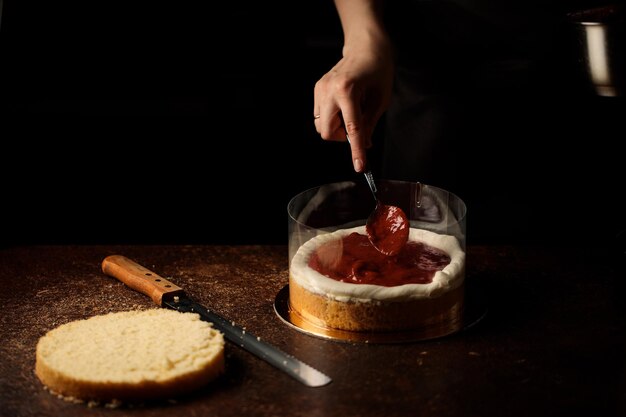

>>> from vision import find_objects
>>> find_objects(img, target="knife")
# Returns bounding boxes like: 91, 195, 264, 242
101, 255, 332, 388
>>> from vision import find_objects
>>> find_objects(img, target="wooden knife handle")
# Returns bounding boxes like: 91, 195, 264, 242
102, 255, 185, 306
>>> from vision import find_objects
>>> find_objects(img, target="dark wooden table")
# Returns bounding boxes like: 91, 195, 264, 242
1, 244, 624, 417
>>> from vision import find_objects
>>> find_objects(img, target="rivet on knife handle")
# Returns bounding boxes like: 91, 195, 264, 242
102, 255, 185, 306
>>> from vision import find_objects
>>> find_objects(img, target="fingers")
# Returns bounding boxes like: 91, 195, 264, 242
312, 112, 347, 142
314, 79, 372, 173
337, 91, 372, 173
344, 117, 370, 173
313, 61, 384, 173
313, 80, 346, 143
313, 109, 370, 172
349, 135, 367, 173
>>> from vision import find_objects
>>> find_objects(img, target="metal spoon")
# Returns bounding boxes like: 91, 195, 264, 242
345, 131, 409, 256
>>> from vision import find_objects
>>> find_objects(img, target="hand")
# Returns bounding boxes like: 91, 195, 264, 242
313, 38, 394, 173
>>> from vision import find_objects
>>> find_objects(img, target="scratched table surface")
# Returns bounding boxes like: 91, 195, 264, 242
1, 244, 624, 417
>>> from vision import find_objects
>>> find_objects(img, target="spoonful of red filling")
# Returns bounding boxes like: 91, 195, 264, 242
357, 168, 409, 256
366, 201, 410, 256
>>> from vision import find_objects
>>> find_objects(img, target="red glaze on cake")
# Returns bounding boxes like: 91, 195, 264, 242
309, 232, 450, 286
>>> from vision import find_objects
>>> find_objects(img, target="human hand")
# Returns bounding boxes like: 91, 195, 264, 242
313, 40, 394, 173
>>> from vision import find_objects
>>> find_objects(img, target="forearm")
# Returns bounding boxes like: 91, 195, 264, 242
333, 0, 391, 57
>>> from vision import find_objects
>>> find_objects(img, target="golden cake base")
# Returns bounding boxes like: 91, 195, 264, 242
274, 283, 486, 344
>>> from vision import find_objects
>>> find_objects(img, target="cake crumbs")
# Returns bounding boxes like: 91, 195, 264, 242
105, 400, 123, 409
45, 386, 124, 409
44, 385, 155, 409
57, 393, 83, 405
44, 385, 83, 405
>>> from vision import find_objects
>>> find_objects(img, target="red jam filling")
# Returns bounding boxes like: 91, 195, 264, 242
308, 232, 451, 287
366, 203, 409, 256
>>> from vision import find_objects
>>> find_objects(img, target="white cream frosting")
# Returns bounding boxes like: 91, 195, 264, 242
290, 226, 465, 302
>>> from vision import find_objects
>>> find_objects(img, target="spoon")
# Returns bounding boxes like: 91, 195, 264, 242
366, 201, 410, 256
345, 131, 409, 256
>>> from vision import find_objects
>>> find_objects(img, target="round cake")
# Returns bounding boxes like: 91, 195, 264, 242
35, 309, 225, 403
289, 225, 465, 333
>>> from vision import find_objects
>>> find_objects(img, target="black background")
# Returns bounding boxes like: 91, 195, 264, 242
1, 1, 624, 247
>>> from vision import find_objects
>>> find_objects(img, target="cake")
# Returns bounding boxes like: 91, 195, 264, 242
289, 225, 465, 333
35, 309, 225, 403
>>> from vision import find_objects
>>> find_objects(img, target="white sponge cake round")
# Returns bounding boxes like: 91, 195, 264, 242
35, 309, 225, 403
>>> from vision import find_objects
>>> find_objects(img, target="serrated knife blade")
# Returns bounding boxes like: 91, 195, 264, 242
101, 255, 332, 388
